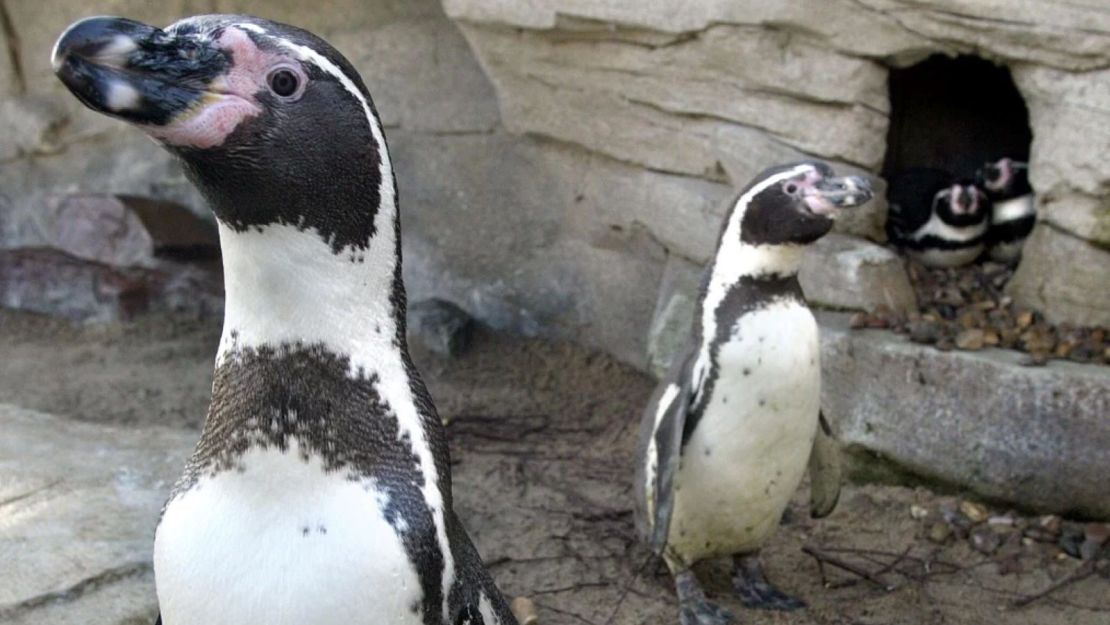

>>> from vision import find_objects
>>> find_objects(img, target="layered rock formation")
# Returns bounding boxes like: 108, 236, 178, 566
444, 0, 1110, 330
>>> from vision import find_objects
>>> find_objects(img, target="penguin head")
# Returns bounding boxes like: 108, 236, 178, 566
977, 158, 1031, 200
53, 15, 390, 252
734, 161, 873, 246
934, 182, 989, 227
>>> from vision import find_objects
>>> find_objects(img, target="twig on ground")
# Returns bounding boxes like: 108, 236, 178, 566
802, 545, 897, 591
604, 553, 656, 625
1012, 561, 1098, 608
829, 545, 914, 589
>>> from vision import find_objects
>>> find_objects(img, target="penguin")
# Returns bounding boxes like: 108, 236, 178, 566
53, 15, 517, 625
634, 161, 869, 625
977, 158, 1035, 263
886, 168, 990, 268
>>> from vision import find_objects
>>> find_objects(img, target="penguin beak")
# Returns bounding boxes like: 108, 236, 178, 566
950, 184, 981, 215
52, 16, 229, 127
804, 175, 873, 216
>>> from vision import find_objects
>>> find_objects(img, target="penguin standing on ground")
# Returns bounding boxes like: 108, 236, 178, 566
977, 158, 1035, 263
886, 168, 991, 268
634, 162, 869, 625
53, 15, 517, 625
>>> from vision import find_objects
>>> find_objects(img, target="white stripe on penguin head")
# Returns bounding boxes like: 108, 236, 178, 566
690, 164, 814, 404
235, 24, 454, 623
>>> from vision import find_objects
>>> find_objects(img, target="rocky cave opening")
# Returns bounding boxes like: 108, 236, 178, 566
882, 54, 1033, 182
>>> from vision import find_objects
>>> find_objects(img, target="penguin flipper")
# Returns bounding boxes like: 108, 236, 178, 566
634, 348, 697, 555
154, 613, 162, 625
807, 411, 842, 519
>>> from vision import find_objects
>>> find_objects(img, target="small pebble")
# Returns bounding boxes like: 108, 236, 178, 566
959, 500, 990, 524
1058, 522, 1086, 559
927, 521, 952, 544
1039, 515, 1063, 534
908, 320, 941, 344
881, 262, 1109, 364
955, 329, 985, 351
1085, 522, 1110, 546
910, 504, 929, 520
511, 597, 539, 625
1016, 311, 1034, 329
970, 526, 1002, 555
1024, 526, 1057, 543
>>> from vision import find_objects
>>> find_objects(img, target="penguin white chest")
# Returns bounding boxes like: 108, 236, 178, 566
154, 443, 424, 625
668, 301, 820, 563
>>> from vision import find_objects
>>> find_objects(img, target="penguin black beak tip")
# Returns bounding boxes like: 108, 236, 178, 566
52, 16, 223, 128
52, 16, 150, 79
812, 175, 874, 212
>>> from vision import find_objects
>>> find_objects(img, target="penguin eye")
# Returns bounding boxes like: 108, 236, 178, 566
268, 68, 301, 98
784, 183, 799, 195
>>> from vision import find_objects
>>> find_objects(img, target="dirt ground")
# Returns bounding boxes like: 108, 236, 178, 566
1, 309, 1107, 625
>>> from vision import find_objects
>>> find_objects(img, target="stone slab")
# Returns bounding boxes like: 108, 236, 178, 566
820, 313, 1110, 518
799, 234, 917, 314
0, 405, 194, 624
1007, 225, 1110, 328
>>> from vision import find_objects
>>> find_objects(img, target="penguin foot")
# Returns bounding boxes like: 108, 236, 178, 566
674, 569, 734, 625
731, 554, 806, 612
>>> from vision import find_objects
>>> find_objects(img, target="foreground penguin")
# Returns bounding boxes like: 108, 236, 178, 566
977, 158, 1035, 263
886, 168, 990, 268
53, 15, 517, 625
634, 162, 870, 625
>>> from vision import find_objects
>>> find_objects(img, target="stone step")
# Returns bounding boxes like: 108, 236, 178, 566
820, 312, 1110, 518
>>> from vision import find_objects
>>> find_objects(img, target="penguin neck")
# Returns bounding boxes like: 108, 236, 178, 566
708, 240, 804, 288
215, 197, 409, 378
697, 238, 805, 333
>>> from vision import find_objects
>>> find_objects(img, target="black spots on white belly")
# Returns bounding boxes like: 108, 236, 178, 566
758, 398, 767, 407
742, 368, 751, 376
704, 446, 712, 457
176, 342, 449, 622
299, 524, 329, 537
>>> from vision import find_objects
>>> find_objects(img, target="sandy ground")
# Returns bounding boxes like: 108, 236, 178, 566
1, 309, 1107, 625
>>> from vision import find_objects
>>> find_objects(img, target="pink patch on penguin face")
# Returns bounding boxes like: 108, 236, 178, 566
145, 26, 304, 149
796, 168, 838, 215
949, 184, 984, 216
984, 158, 1013, 193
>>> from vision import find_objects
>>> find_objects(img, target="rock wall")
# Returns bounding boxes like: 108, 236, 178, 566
443, 0, 1110, 334
0, 0, 712, 367
2, 0, 1109, 362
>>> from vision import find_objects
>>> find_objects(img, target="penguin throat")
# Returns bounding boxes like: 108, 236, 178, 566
215, 219, 406, 375
713, 241, 805, 283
